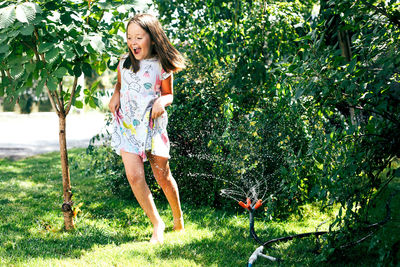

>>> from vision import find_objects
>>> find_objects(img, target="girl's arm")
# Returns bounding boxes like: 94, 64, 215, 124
151, 74, 173, 119
108, 65, 122, 116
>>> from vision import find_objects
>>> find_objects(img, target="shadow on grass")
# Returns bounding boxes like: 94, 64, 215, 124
0, 150, 147, 263
0, 150, 319, 266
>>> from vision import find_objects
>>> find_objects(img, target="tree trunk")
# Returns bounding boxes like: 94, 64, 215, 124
338, 30, 357, 125
59, 113, 74, 230
320, 0, 357, 125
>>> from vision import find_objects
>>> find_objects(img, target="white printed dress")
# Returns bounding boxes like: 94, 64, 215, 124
111, 55, 171, 162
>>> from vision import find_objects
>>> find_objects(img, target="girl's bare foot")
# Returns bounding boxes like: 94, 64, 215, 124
149, 221, 165, 244
173, 217, 184, 232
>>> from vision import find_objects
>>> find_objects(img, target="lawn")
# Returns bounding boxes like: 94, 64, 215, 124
0, 149, 398, 266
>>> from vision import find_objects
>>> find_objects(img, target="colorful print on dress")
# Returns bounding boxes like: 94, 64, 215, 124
122, 120, 137, 135
143, 83, 152, 90
124, 71, 141, 92
161, 133, 168, 145
111, 56, 170, 161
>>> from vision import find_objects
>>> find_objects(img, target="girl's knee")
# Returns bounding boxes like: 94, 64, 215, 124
126, 172, 145, 186
156, 173, 175, 188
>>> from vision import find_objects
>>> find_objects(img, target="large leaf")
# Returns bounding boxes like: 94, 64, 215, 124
82, 62, 92, 76
89, 35, 105, 53
15, 4, 36, 23
25, 62, 36, 73
0, 44, 9, 54
54, 66, 67, 78
73, 64, 82, 77
36, 78, 45, 97
46, 76, 58, 91
38, 42, 55, 53
0, 5, 16, 29
44, 48, 59, 64
20, 24, 34, 35
10, 65, 24, 79
74, 100, 83, 109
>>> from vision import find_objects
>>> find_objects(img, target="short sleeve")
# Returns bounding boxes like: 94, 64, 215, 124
161, 71, 172, 80
160, 63, 172, 80
119, 54, 128, 69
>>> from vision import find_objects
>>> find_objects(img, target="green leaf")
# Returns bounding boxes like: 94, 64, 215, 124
36, 78, 45, 97
10, 65, 24, 79
20, 24, 34, 35
73, 64, 82, 77
38, 42, 54, 53
0, 5, 16, 29
89, 35, 105, 53
31, 3, 42, 14
82, 62, 92, 76
44, 48, 59, 63
0, 44, 9, 54
15, 4, 33, 23
54, 67, 67, 78
74, 100, 83, 109
19, 3, 39, 23
97, 2, 113, 9
47, 76, 58, 91
90, 80, 100, 92
60, 13, 72, 25
347, 59, 356, 73
88, 97, 96, 108
25, 62, 36, 73
62, 44, 76, 61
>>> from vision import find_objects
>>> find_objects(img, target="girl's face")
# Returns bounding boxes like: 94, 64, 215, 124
127, 23, 153, 60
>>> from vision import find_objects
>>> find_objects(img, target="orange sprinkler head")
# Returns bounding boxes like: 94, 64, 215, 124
238, 201, 249, 210
254, 199, 263, 210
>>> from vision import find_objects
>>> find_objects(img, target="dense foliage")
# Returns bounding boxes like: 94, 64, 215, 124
152, 0, 400, 264
0, 0, 133, 108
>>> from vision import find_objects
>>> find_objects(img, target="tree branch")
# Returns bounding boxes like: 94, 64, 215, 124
58, 81, 65, 114
5, 69, 12, 79
45, 84, 60, 115
65, 76, 78, 116
53, 90, 63, 116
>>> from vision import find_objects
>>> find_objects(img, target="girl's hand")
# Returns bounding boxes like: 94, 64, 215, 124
151, 75, 174, 119
109, 91, 120, 117
151, 98, 166, 119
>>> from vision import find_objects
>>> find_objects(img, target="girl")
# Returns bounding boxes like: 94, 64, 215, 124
108, 14, 185, 244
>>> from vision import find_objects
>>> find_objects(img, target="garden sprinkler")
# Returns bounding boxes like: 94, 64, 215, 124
238, 197, 328, 266
220, 175, 327, 265
238, 198, 279, 266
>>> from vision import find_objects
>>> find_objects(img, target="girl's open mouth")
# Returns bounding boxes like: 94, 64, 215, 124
133, 48, 141, 55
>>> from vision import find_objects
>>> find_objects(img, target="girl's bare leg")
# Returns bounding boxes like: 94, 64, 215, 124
148, 153, 184, 231
121, 150, 165, 243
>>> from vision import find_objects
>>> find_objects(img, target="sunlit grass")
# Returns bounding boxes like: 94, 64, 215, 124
0, 149, 398, 266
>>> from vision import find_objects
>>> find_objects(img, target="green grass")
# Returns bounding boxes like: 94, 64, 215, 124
0, 149, 398, 266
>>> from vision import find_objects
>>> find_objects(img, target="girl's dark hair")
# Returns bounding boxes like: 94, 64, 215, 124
123, 14, 185, 73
